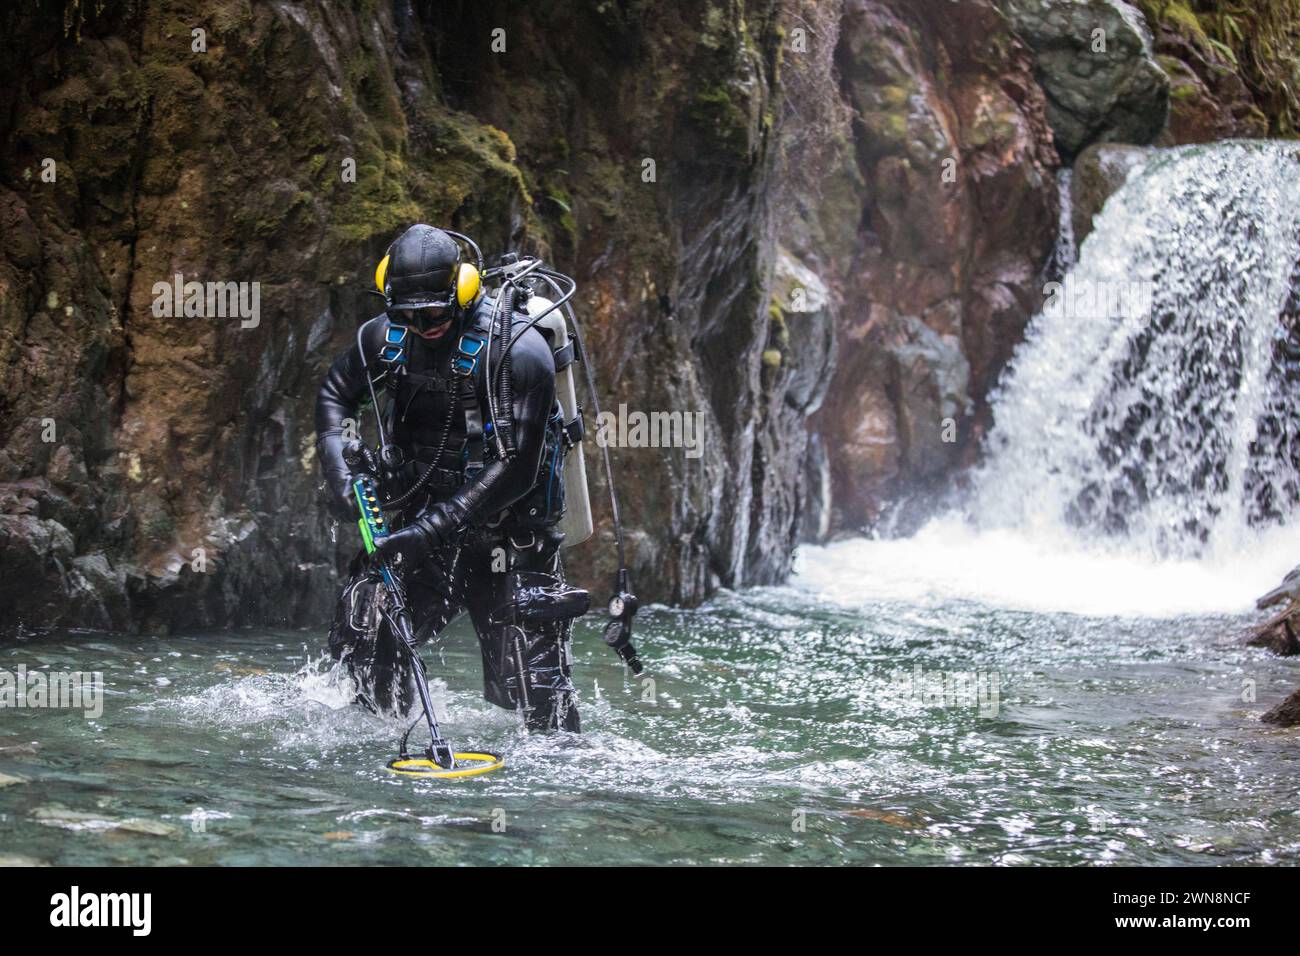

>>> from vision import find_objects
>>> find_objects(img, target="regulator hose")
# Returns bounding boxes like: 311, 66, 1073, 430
493, 283, 518, 457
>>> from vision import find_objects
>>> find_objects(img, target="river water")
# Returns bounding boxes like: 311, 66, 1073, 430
0, 537, 1297, 866
3, 141, 1299, 866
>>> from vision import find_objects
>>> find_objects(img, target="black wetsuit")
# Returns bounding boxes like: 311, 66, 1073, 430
315, 295, 581, 730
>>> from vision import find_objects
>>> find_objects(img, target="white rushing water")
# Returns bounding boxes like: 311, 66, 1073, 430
799, 142, 1300, 617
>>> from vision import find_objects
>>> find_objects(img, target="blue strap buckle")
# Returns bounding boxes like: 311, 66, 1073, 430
453, 332, 485, 377
381, 324, 408, 365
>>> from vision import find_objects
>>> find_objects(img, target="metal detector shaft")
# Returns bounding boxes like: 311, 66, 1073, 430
354, 475, 456, 769
376, 561, 456, 769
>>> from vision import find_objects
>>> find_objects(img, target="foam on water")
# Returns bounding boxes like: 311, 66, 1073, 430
794, 518, 1300, 616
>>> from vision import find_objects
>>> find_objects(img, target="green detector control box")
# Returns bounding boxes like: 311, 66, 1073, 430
353, 476, 388, 555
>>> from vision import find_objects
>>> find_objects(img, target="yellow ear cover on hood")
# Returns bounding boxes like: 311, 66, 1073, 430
456, 262, 480, 307
375, 253, 391, 295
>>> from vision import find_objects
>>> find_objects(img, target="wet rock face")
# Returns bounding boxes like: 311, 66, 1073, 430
1252, 569, 1300, 725
1248, 623, 1300, 658
1002, 0, 1170, 159
0, 1, 519, 633
745, 247, 836, 580
817, 0, 1060, 532
1071, 141, 1152, 244
1135, 4, 1270, 145
0, 0, 802, 626
1262, 688, 1300, 727
432, 1, 803, 603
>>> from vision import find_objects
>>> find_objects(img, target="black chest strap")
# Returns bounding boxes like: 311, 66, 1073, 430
453, 325, 489, 475
379, 316, 494, 475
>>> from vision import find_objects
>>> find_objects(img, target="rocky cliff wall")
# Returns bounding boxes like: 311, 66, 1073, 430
0, 0, 1293, 633
813, 0, 1294, 537
0, 0, 807, 630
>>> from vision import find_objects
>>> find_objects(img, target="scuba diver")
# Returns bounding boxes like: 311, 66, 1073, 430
315, 224, 639, 735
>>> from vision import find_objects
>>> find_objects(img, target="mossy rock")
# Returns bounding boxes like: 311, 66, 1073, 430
689, 84, 754, 159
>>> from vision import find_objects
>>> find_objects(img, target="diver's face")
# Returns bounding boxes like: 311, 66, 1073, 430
393, 305, 453, 340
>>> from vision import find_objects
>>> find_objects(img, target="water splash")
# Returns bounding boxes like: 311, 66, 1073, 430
134, 654, 403, 750
794, 517, 1300, 616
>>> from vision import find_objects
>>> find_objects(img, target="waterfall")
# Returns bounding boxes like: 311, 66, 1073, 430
795, 142, 1300, 616
969, 141, 1300, 561
1050, 167, 1077, 277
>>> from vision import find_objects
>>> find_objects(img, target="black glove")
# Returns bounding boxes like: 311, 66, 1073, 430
373, 523, 431, 566
327, 479, 360, 523
318, 432, 360, 522
374, 501, 461, 566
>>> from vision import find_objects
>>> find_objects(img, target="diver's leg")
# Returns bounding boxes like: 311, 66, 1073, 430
519, 616, 581, 733
463, 543, 521, 713
329, 547, 464, 717
409, 544, 468, 646
375, 546, 465, 717
327, 552, 369, 664
466, 532, 582, 732
327, 553, 386, 709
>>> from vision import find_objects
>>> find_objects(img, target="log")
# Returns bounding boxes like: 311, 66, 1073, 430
1251, 575, 1300, 726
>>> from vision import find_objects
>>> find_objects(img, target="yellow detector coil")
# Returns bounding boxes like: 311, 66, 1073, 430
386, 752, 504, 779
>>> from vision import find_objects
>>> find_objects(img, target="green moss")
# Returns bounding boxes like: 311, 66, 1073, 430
483, 125, 516, 164
694, 84, 730, 114
690, 85, 752, 155
331, 147, 422, 243
875, 111, 910, 143
766, 294, 790, 352
698, 5, 728, 50
773, 318, 789, 350
1139, 0, 1300, 136
1142, 0, 1211, 45
543, 183, 578, 248
876, 84, 911, 111
329, 100, 533, 245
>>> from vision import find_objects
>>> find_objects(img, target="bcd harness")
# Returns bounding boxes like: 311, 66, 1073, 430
372, 300, 584, 527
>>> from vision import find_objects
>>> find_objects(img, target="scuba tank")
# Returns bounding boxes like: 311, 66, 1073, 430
524, 293, 594, 549
475, 250, 642, 673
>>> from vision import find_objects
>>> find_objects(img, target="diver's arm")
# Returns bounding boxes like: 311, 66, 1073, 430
315, 318, 383, 519
447, 370, 555, 523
